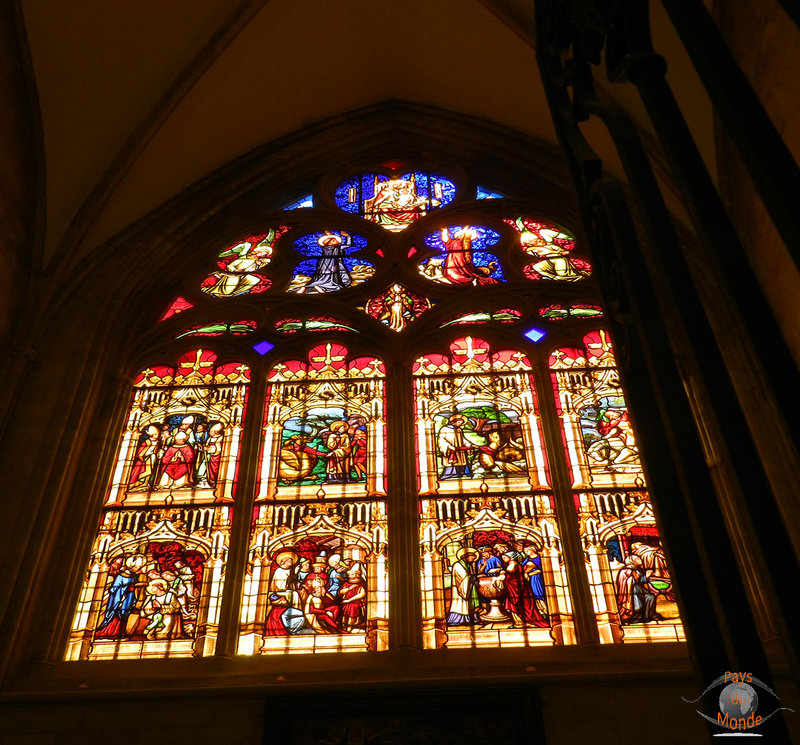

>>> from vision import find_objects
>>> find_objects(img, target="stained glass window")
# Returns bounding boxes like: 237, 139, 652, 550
67, 351, 249, 660
476, 186, 505, 200
175, 320, 257, 338
539, 303, 603, 321
200, 227, 289, 298
71, 160, 684, 664
289, 231, 374, 294
335, 171, 456, 231
442, 309, 522, 326
160, 296, 193, 320
239, 344, 388, 653
284, 195, 314, 210
414, 337, 574, 649
503, 217, 592, 282
549, 331, 684, 642
418, 226, 504, 285
360, 285, 433, 332
274, 316, 358, 334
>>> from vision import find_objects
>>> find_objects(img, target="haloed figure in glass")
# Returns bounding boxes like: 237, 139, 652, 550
128, 415, 226, 492
302, 230, 352, 293
441, 226, 499, 285
366, 177, 434, 231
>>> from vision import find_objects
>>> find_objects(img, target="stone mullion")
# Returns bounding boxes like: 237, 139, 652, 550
531, 358, 600, 645
385, 362, 422, 649
214, 370, 268, 657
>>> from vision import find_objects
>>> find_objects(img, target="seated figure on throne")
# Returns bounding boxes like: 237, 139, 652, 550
365, 176, 435, 231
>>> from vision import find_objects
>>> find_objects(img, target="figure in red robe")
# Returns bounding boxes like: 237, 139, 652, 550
158, 431, 196, 488
128, 425, 162, 491
304, 577, 341, 632
204, 423, 225, 487
339, 564, 367, 631
441, 227, 499, 285
501, 554, 549, 627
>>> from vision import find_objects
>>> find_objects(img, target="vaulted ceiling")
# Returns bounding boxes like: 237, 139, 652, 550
19, 0, 714, 271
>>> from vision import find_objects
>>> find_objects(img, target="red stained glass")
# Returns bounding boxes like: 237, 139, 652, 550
274, 316, 357, 334
160, 296, 193, 321
361, 284, 433, 332
133, 365, 175, 387
176, 349, 218, 381
176, 320, 257, 338
523, 256, 591, 282
308, 343, 349, 371
503, 217, 576, 256
68, 351, 251, 660
538, 303, 604, 321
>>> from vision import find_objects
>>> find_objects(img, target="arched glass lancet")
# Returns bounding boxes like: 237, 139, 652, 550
67, 351, 250, 660
414, 336, 573, 650
239, 344, 388, 654
550, 331, 684, 643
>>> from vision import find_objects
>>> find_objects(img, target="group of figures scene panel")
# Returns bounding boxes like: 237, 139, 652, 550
69, 326, 684, 659
240, 502, 388, 654
68, 496, 680, 659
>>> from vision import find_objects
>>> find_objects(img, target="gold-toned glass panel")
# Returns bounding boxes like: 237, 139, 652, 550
550, 330, 685, 643
67, 351, 249, 660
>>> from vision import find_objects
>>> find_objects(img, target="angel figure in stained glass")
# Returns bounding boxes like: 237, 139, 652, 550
204, 241, 272, 297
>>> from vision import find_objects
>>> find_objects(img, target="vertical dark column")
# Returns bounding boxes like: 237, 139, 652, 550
385, 362, 423, 649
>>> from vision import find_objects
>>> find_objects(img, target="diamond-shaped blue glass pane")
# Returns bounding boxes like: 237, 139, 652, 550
252, 340, 275, 356
523, 327, 546, 343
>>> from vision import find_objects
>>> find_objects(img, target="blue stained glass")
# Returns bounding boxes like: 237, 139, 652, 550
289, 230, 374, 294
418, 225, 505, 285
524, 327, 547, 342
334, 171, 456, 231
476, 186, 505, 199
294, 231, 368, 256
423, 225, 500, 251
294, 256, 373, 277
284, 194, 314, 210
253, 340, 275, 356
